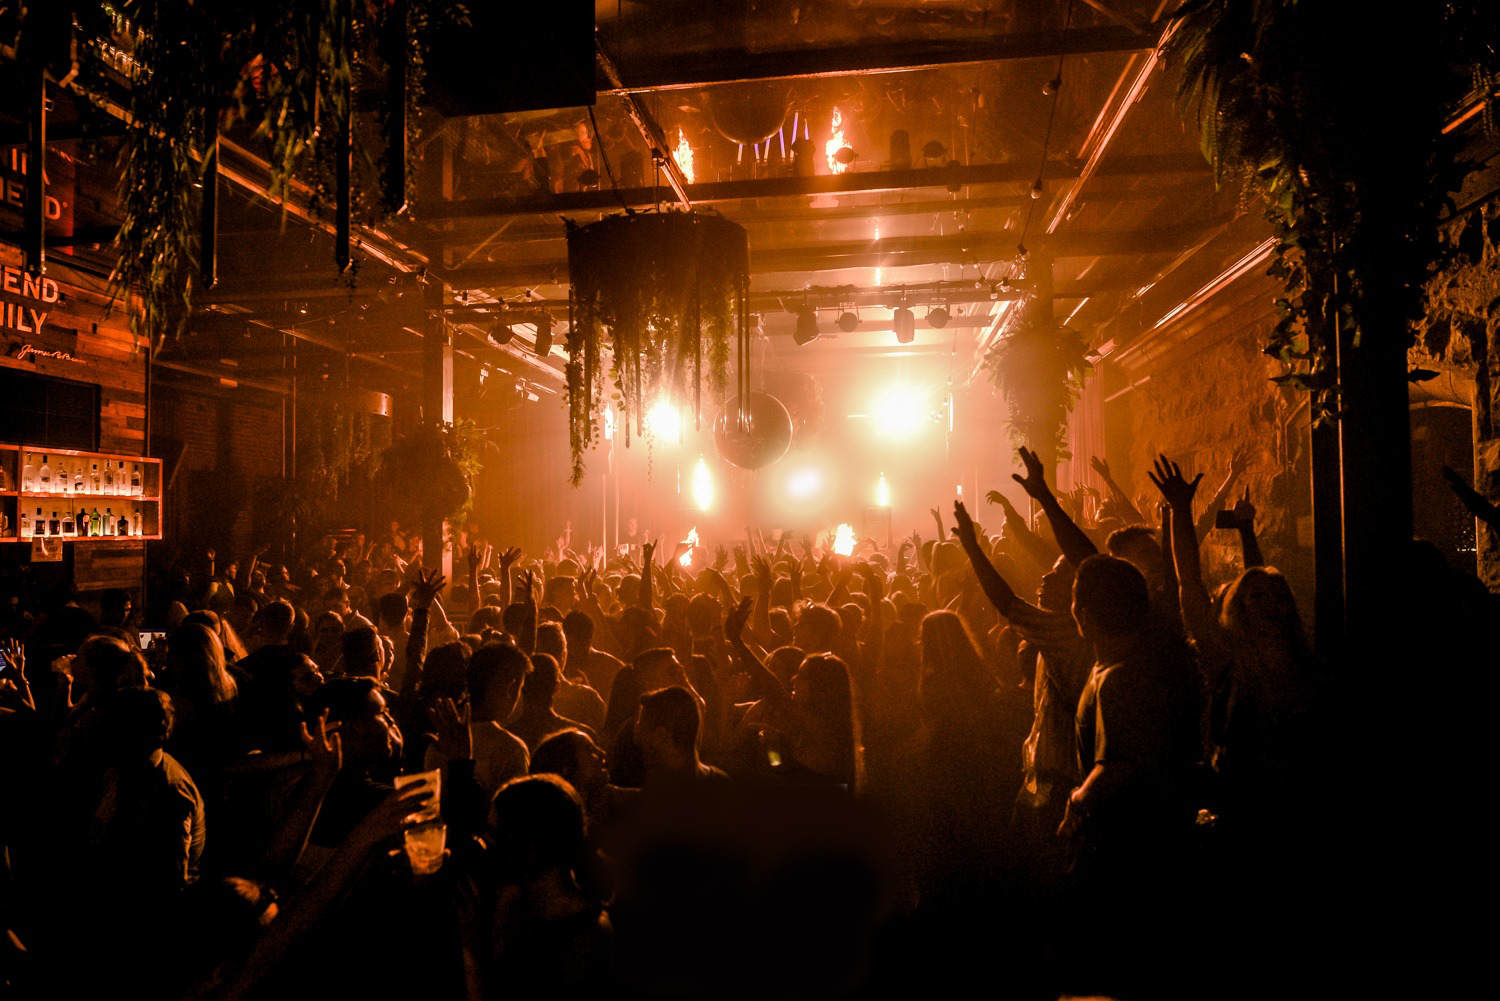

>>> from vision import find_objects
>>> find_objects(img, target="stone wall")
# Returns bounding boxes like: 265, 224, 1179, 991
1413, 196, 1500, 588
1103, 269, 1316, 602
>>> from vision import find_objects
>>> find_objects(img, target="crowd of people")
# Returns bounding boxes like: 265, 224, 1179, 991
0, 446, 1494, 999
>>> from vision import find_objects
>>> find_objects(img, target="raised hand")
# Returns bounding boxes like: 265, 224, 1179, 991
409, 569, 447, 610
859, 562, 885, 603
1229, 442, 1253, 477
641, 539, 657, 569
725, 596, 753, 644
951, 500, 981, 550
522, 569, 537, 606
581, 567, 598, 601
299, 710, 343, 788
498, 546, 522, 569
1147, 453, 1203, 510
431, 696, 473, 762
1011, 446, 1051, 501
1, 639, 32, 709
1089, 455, 1112, 480
713, 544, 729, 570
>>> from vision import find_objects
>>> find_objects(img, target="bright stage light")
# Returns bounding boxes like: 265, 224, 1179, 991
875, 472, 891, 507
647, 400, 682, 443
681, 526, 699, 567
871, 388, 926, 441
691, 456, 714, 511
787, 466, 824, 501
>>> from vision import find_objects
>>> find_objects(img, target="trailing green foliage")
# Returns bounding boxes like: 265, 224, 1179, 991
564, 211, 750, 485
983, 300, 1092, 463
17, 1, 462, 347
1166, 0, 1494, 420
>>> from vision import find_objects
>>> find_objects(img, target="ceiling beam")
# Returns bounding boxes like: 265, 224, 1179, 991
418, 152, 1210, 221
596, 22, 1161, 95
442, 223, 1222, 288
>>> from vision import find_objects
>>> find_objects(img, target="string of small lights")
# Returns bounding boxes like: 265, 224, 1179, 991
1016, 0, 1077, 260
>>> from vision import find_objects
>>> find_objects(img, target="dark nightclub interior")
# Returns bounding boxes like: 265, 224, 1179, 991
0, 2, 1497, 998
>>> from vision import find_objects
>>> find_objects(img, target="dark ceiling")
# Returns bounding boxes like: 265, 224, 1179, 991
19, 1, 1271, 419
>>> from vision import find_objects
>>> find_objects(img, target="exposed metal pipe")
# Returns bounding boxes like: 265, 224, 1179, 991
596, 36, 692, 209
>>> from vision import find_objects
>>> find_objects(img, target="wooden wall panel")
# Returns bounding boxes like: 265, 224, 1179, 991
0, 243, 150, 592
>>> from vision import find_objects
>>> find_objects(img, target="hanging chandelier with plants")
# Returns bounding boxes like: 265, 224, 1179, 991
564, 210, 751, 484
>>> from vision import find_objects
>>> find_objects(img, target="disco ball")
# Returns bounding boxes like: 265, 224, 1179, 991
714, 392, 793, 469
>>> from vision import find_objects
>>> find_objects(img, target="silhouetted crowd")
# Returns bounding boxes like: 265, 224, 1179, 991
1, 449, 1494, 1000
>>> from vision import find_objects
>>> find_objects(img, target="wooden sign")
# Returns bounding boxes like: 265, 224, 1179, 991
30, 536, 63, 562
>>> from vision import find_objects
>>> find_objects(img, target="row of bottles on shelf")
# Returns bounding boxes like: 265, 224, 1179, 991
7, 454, 146, 496
20, 506, 142, 539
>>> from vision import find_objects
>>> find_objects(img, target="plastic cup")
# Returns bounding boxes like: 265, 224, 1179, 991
404, 822, 446, 875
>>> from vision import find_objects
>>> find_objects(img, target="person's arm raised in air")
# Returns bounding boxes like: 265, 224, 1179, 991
1195, 444, 1252, 540
496, 546, 522, 610
1158, 502, 1178, 598
1443, 465, 1500, 532
1, 640, 35, 714
1147, 454, 1220, 652
1226, 488, 1264, 568
216, 782, 436, 1001
256, 712, 342, 881
519, 569, 538, 655
951, 501, 1023, 618
1089, 455, 1145, 523
1012, 446, 1098, 566
403, 569, 446, 698
986, 487, 1058, 573
725, 597, 790, 709
751, 555, 774, 640
638, 540, 657, 611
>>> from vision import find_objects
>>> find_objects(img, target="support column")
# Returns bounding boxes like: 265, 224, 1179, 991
423, 280, 454, 583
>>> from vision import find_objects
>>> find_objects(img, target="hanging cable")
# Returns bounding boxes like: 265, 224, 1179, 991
1017, 0, 1076, 258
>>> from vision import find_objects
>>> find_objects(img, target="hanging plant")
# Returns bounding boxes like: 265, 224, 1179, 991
29, 1, 463, 348
982, 299, 1091, 464
379, 419, 486, 532
564, 210, 750, 484
1165, 0, 1487, 422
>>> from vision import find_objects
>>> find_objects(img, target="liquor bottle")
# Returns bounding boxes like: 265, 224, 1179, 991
35, 509, 47, 537
73, 465, 84, 494
104, 508, 115, 536
130, 462, 143, 496
38, 456, 52, 493
62, 508, 75, 536
19, 509, 29, 538
21, 454, 35, 492
48, 511, 60, 536
90, 508, 102, 537
0, 461, 8, 491
117, 512, 130, 537
131, 509, 142, 536
89, 463, 100, 493
103, 462, 115, 495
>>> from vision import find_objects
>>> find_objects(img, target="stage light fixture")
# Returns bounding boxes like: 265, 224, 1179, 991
893, 306, 915, 344
787, 466, 824, 501
488, 321, 516, 347
837, 309, 860, 332
533, 314, 554, 356
691, 457, 714, 511
875, 471, 892, 508
793, 305, 820, 346
871, 387, 925, 441
927, 305, 950, 328
646, 400, 683, 443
